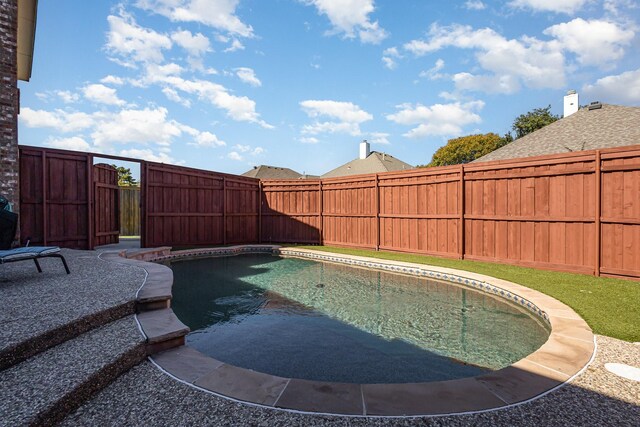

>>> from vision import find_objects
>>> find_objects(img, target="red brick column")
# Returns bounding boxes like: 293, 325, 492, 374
0, 0, 19, 214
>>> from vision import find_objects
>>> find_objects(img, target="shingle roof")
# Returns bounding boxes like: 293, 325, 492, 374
475, 103, 640, 163
321, 151, 414, 178
242, 165, 303, 179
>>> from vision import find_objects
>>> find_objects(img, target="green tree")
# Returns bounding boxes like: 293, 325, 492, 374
512, 105, 560, 139
112, 165, 138, 186
425, 133, 510, 167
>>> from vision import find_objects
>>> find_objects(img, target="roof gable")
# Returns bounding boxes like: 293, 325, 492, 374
321, 151, 414, 178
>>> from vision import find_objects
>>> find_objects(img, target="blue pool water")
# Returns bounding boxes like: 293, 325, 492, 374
169, 254, 549, 384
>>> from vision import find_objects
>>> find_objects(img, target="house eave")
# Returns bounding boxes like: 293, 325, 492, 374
17, 0, 38, 82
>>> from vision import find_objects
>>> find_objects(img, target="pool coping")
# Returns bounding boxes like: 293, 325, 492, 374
128, 245, 595, 417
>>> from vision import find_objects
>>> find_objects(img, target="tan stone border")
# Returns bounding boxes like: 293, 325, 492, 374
135, 245, 595, 417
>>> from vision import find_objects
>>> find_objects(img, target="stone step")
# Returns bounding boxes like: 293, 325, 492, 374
0, 316, 146, 427
137, 308, 190, 354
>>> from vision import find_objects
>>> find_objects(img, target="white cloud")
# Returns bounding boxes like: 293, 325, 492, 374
464, 1, 486, 10
171, 30, 211, 56
403, 24, 566, 92
305, 0, 388, 44
300, 137, 319, 144
44, 136, 91, 151
402, 20, 634, 94
419, 59, 446, 80
301, 100, 373, 123
386, 101, 484, 139
235, 67, 262, 87
508, 0, 591, 14
106, 11, 172, 66
382, 57, 396, 70
162, 87, 191, 107
300, 100, 373, 136
382, 47, 401, 70
234, 144, 251, 152
55, 90, 79, 103
228, 151, 243, 161
140, 70, 272, 128
21, 105, 226, 161
100, 75, 124, 85
20, 108, 95, 132
120, 148, 181, 164
452, 73, 521, 94
224, 38, 245, 52
232, 144, 264, 155
90, 107, 183, 147
191, 131, 226, 147
544, 19, 634, 66
604, 0, 638, 17
368, 132, 390, 145
140, 63, 184, 84
135, 0, 254, 37
582, 68, 640, 104
83, 84, 126, 106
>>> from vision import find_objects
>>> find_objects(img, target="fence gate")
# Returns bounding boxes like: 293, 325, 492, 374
93, 163, 119, 246
19, 146, 92, 249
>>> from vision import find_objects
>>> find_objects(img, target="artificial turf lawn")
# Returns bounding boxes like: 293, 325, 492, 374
295, 245, 640, 342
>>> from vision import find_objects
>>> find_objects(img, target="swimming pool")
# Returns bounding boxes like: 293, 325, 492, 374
169, 253, 550, 384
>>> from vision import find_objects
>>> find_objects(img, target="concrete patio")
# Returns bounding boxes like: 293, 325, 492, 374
0, 248, 638, 426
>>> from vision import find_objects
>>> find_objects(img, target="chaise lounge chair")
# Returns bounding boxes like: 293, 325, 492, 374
0, 208, 70, 274
0, 246, 71, 274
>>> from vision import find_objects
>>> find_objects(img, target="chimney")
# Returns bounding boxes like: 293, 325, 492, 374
359, 140, 370, 160
564, 90, 579, 118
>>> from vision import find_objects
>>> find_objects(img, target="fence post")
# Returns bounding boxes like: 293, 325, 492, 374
594, 150, 601, 276
258, 181, 262, 244
42, 150, 48, 246
375, 173, 380, 251
140, 162, 147, 248
222, 177, 227, 245
318, 181, 323, 245
87, 154, 94, 249
459, 164, 465, 260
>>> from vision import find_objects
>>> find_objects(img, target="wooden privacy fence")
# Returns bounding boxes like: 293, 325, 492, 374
17, 144, 640, 279
119, 186, 140, 236
260, 145, 640, 280
141, 162, 259, 248
19, 146, 126, 249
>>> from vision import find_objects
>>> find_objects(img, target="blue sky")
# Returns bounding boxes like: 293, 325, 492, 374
18, 0, 640, 176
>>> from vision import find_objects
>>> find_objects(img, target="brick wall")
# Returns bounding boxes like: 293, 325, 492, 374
0, 0, 19, 215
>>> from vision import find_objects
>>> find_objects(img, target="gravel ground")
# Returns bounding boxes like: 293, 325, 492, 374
0, 249, 145, 352
64, 335, 639, 427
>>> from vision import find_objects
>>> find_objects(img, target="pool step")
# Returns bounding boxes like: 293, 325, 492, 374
137, 308, 191, 354
0, 316, 146, 427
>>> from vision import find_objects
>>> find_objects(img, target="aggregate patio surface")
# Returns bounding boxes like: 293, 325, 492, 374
0, 249, 145, 355
1, 249, 638, 426
63, 335, 640, 426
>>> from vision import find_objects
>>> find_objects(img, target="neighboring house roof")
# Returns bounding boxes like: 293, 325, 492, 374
242, 165, 310, 179
321, 151, 414, 178
475, 103, 640, 163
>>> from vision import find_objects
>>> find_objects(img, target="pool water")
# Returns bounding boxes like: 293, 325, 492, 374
169, 254, 550, 384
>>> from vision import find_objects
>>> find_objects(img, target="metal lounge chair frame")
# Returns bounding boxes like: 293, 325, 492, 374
0, 208, 71, 274
0, 246, 71, 274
